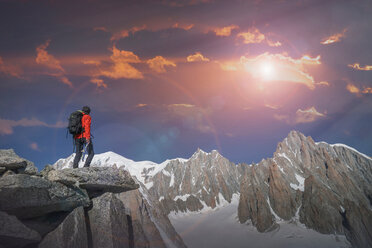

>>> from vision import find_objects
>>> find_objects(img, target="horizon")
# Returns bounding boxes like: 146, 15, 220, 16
1, 0, 371, 169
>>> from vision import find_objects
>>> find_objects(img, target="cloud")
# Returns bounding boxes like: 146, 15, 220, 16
0, 56, 22, 78
172, 23, 194, 30
30, 142, 40, 151
216, 61, 239, 71
35, 40, 73, 87
295, 107, 325, 124
237, 27, 281, 47
273, 114, 289, 122
213, 25, 239, 37
264, 104, 280, 110
237, 28, 265, 44
167, 104, 213, 133
0, 117, 66, 135
93, 26, 109, 32
136, 103, 148, 108
147, 56, 176, 73
240, 53, 321, 89
346, 83, 360, 94
348, 63, 372, 71
346, 83, 372, 96
187, 52, 210, 62
90, 78, 107, 88
100, 46, 144, 79
317, 81, 330, 86
321, 29, 347, 45
266, 40, 282, 47
110, 25, 147, 41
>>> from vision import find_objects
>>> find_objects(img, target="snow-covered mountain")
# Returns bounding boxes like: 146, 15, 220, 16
54, 131, 372, 248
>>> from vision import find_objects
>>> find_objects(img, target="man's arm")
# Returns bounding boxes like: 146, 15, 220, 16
84, 115, 91, 142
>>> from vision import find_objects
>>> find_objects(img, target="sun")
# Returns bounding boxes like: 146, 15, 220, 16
260, 62, 275, 80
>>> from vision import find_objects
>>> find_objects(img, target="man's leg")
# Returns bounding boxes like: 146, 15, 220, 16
72, 139, 83, 168
84, 141, 94, 167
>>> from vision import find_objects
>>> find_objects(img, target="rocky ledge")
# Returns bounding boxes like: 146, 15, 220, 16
0, 149, 140, 248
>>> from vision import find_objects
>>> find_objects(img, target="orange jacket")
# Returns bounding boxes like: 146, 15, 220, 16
74, 113, 91, 140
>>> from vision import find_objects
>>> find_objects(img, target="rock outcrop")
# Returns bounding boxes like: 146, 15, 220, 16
38, 207, 88, 248
0, 174, 90, 219
0, 149, 38, 175
0, 211, 41, 248
0, 149, 187, 248
44, 167, 139, 197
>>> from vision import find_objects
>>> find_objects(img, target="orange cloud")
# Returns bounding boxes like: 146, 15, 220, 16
346, 83, 360, 94
187, 52, 210, 62
216, 61, 239, 71
363, 87, 372, 94
295, 107, 325, 124
136, 103, 148, 108
35, 40, 73, 87
0, 117, 66, 135
90, 78, 107, 88
147, 56, 176, 73
321, 29, 347, 45
213, 25, 239, 37
172, 23, 194, 30
348, 63, 372, 71
0, 56, 22, 78
237, 27, 265, 44
100, 46, 143, 79
240, 53, 321, 89
346, 83, 372, 95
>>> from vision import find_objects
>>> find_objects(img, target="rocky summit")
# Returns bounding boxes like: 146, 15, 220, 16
0, 149, 185, 248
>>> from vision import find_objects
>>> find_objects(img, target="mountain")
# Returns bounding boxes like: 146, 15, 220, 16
52, 130, 372, 248
238, 131, 372, 248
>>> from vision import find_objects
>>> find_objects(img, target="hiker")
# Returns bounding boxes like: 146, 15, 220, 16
72, 106, 94, 168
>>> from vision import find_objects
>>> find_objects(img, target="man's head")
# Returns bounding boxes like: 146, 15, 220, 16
82, 106, 91, 114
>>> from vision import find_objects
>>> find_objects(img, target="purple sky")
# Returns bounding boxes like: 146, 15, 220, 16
0, 0, 371, 169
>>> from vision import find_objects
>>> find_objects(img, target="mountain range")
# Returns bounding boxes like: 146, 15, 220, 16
53, 130, 372, 248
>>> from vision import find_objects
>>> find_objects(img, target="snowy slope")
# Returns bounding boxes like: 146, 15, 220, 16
53, 151, 187, 188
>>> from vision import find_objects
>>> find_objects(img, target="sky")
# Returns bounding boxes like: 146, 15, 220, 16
0, 0, 371, 169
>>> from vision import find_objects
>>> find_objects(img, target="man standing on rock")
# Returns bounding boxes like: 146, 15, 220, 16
73, 106, 94, 168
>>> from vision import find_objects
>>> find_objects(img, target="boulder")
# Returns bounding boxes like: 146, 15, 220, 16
45, 167, 139, 197
87, 193, 131, 248
39, 164, 55, 178
38, 207, 88, 248
17, 161, 38, 175
0, 167, 6, 174
0, 210, 41, 248
0, 174, 90, 219
0, 149, 27, 170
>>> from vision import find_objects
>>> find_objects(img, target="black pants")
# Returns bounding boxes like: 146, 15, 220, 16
73, 138, 94, 168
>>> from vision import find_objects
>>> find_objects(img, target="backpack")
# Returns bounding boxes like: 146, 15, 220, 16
67, 110, 83, 135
